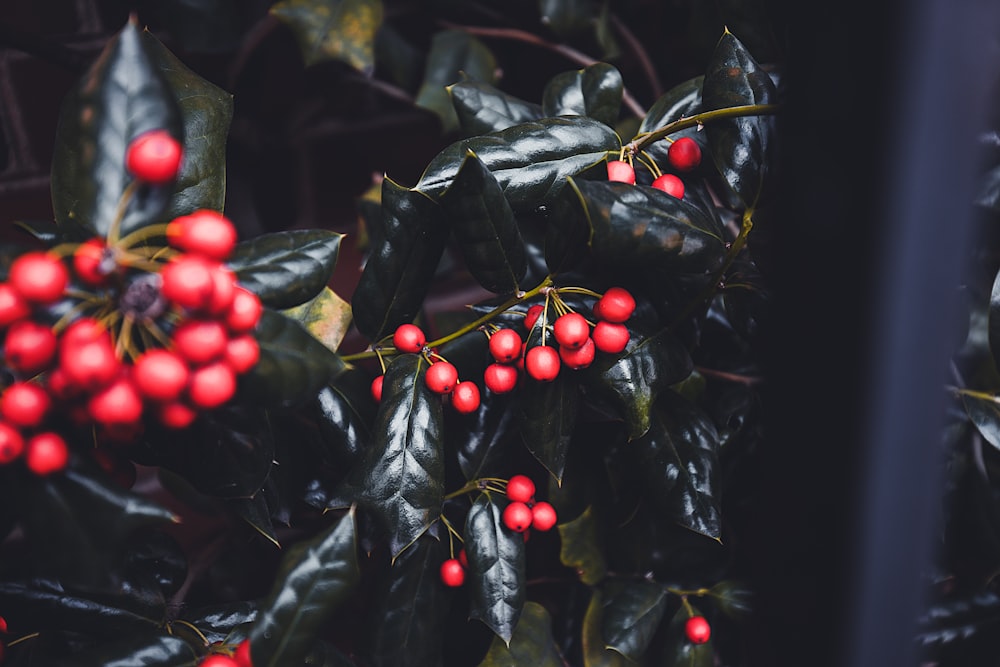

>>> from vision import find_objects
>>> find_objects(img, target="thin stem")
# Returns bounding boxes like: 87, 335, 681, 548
107, 181, 140, 246
169, 619, 210, 646
695, 366, 763, 386
116, 223, 169, 250
6, 632, 41, 647
627, 104, 780, 155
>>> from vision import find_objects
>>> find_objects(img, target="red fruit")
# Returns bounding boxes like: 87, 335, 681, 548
450, 380, 480, 414
60, 337, 119, 391
188, 361, 237, 409
440, 558, 466, 587
166, 210, 237, 260
652, 173, 685, 198
0, 382, 50, 428
393, 323, 426, 353
9, 252, 68, 304
425, 361, 458, 394
60, 317, 108, 348
553, 312, 590, 350
0, 423, 25, 464
684, 616, 711, 644
592, 321, 630, 353
88, 376, 144, 425
133, 349, 190, 402
233, 639, 252, 667
157, 401, 198, 429
525, 346, 560, 382
597, 287, 635, 323
200, 656, 239, 667
125, 129, 183, 184
371, 375, 384, 402
226, 287, 263, 333
489, 328, 522, 363
505, 474, 535, 503
531, 501, 557, 531
483, 363, 518, 394
524, 304, 544, 330
73, 238, 113, 286
224, 335, 260, 375
559, 337, 596, 370
458, 549, 468, 568
0, 614, 7, 633
607, 160, 636, 184
25, 432, 69, 475
161, 255, 217, 311
5, 320, 57, 375
207, 264, 238, 315
173, 319, 228, 365
502, 501, 533, 533
0, 283, 30, 327
667, 137, 702, 172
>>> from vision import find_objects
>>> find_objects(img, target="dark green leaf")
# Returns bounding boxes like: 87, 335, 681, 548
601, 581, 668, 661
231, 492, 280, 548
229, 230, 343, 309
51, 17, 182, 238
448, 81, 543, 136
542, 160, 607, 274
313, 370, 374, 473
709, 580, 753, 619
658, 605, 713, 667
370, 536, 449, 667
631, 391, 722, 540
637, 76, 705, 168
916, 591, 1000, 660
569, 179, 726, 275
0, 579, 161, 636
517, 373, 578, 482
702, 30, 777, 207
352, 178, 448, 340
582, 589, 629, 667
477, 601, 563, 666
466, 494, 527, 645
416, 116, 621, 210
441, 150, 527, 294
541, 63, 623, 128
281, 286, 353, 354
335, 354, 445, 557
244, 309, 346, 408
539, 0, 593, 38
184, 601, 259, 644
976, 164, 1000, 211
558, 505, 606, 585
79, 633, 198, 667
270, 0, 384, 72
249, 508, 360, 667
457, 391, 517, 480
585, 327, 693, 440
962, 391, 1000, 452
415, 30, 497, 134
593, 1, 621, 60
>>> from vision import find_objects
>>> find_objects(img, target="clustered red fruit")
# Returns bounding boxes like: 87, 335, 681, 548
684, 615, 711, 644
502, 474, 558, 536
419, 348, 481, 414
606, 138, 700, 198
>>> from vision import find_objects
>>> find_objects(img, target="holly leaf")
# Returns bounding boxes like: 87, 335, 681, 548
440, 150, 527, 294
638, 76, 705, 169
709, 580, 753, 619
78, 632, 198, 667
313, 370, 375, 476
0, 579, 161, 636
961, 390, 1000, 452
248, 508, 360, 667
456, 391, 518, 480
541, 63, 623, 128
582, 589, 629, 667
601, 581, 669, 662
466, 494, 527, 645
448, 81, 543, 136
270, 0, 384, 72
228, 230, 343, 310
184, 601, 259, 644
558, 505, 606, 585
517, 373, 579, 483
916, 591, 1000, 662
281, 286, 353, 354
415, 30, 497, 134
477, 601, 563, 666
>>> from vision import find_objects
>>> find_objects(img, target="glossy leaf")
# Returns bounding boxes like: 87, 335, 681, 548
229, 230, 343, 309
709, 580, 753, 619
517, 373, 579, 482
631, 391, 722, 540
51, 17, 182, 238
335, 354, 445, 557
586, 327, 694, 440
637, 76, 705, 167
79, 633, 198, 667
245, 308, 346, 408
658, 605, 714, 667
601, 581, 669, 661
582, 589, 629, 667
916, 591, 1000, 660
569, 179, 726, 275
449, 81, 543, 136
962, 391, 1000, 451
249, 508, 360, 667
270, 0, 384, 72
415, 30, 497, 134
281, 286, 353, 354
232, 492, 280, 548
465, 494, 527, 645
441, 150, 527, 294
539, 0, 593, 38
370, 536, 448, 667
541, 63, 623, 128
352, 178, 447, 340
477, 601, 563, 666
313, 371, 374, 474
702, 30, 777, 207
457, 391, 518, 480
0, 579, 161, 636
558, 505, 606, 585
185, 601, 259, 644
416, 116, 621, 210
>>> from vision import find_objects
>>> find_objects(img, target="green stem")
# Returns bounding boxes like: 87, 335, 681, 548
627, 103, 780, 155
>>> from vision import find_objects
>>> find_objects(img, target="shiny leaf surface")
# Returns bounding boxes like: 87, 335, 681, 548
0, 579, 161, 636
449, 81, 543, 136
270, 0, 383, 72
281, 286, 353, 354
637, 76, 705, 168
558, 505, 606, 585
416, 30, 497, 134
709, 580, 753, 619
79, 633, 198, 667
185, 601, 258, 644
962, 391, 1000, 451
477, 601, 563, 666
457, 391, 518, 480
517, 373, 579, 482
601, 581, 668, 661
541, 63, 623, 128
229, 230, 343, 309
582, 589, 629, 667
466, 494, 526, 645
916, 591, 1000, 660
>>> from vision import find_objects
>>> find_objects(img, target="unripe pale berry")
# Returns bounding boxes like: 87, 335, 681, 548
607, 160, 636, 184
393, 323, 426, 353
502, 501, 533, 533
506, 474, 535, 503
450, 380, 480, 413
553, 312, 590, 350
483, 363, 518, 394
531, 501, 557, 531
440, 558, 465, 587
525, 346, 560, 382
652, 173, 684, 198
489, 328, 522, 363
667, 137, 702, 172
684, 616, 711, 644
126, 129, 183, 184
425, 361, 458, 394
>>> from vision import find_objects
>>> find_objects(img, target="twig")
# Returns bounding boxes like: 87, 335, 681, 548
609, 13, 662, 99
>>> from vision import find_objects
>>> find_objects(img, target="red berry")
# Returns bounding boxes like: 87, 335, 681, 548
88, 376, 144, 426
126, 129, 183, 184
59, 336, 119, 392
226, 287, 263, 333
0, 382, 50, 428
224, 335, 260, 375
173, 319, 228, 365
188, 361, 237, 409
440, 558, 466, 587
0, 423, 25, 464
489, 328, 522, 363
233, 639, 252, 667
371, 375, 384, 402
9, 252, 68, 304
506, 474, 535, 503
133, 349, 190, 403
667, 137, 702, 172
524, 304, 544, 330
157, 401, 198, 429
425, 361, 458, 394
684, 616, 711, 644
393, 323, 426, 353
502, 501, 533, 533
0, 615, 7, 633
592, 321, 630, 353
5, 320, 57, 375
207, 264, 238, 315
25, 432, 69, 475
531, 501, 557, 531
166, 210, 237, 260
525, 346, 560, 382
200, 655, 240, 667
559, 337, 596, 370
553, 312, 590, 350
652, 173, 685, 198
0, 283, 30, 327
458, 549, 468, 568
161, 255, 217, 311
607, 160, 636, 184
450, 380, 480, 413
597, 287, 635, 323
73, 238, 113, 286
483, 363, 518, 394
60, 317, 109, 348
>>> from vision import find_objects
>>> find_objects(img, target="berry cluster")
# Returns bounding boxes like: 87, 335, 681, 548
606, 135, 703, 198
501, 474, 557, 535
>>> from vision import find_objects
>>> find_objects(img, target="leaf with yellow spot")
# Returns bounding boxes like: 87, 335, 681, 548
281, 286, 353, 354
270, 0, 383, 73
